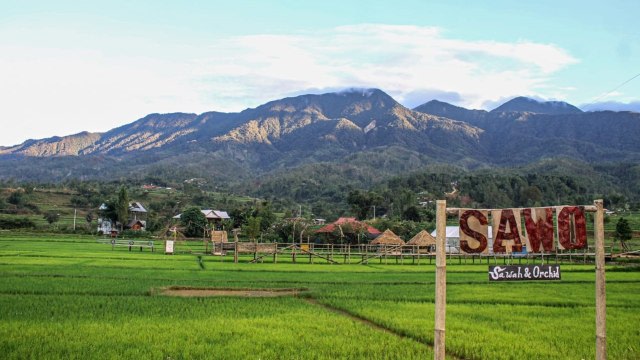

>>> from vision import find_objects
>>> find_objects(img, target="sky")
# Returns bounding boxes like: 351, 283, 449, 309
1, 0, 639, 146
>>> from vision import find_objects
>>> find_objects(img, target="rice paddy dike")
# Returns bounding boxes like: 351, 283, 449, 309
0, 233, 638, 359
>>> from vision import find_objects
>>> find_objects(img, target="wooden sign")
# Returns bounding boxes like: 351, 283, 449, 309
458, 209, 489, 254
491, 209, 523, 253
459, 206, 588, 254
556, 206, 587, 250
438, 200, 606, 360
488, 265, 561, 281
523, 207, 555, 252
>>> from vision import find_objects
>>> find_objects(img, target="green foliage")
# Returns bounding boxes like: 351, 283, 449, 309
402, 205, 421, 222
115, 186, 129, 230
7, 191, 24, 205
43, 211, 60, 225
615, 218, 633, 242
244, 216, 262, 241
254, 202, 276, 231
0, 217, 35, 229
179, 206, 207, 238
346, 190, 381, 220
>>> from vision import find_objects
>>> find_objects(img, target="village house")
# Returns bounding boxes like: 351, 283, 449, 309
97, 201, 149, 234
172, 209, 230, 230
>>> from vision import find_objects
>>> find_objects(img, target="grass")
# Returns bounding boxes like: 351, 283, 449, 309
0, 232, 639, 359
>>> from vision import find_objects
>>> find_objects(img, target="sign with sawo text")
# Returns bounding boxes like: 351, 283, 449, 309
488, 265, 561, 281
459, 206, 587, 254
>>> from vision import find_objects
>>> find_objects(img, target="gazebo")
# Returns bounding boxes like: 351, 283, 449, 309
370, 229, 405, 245
407, 230, 436, 253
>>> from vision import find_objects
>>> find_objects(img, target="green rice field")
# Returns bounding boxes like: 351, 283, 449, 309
0, 233, 638, 359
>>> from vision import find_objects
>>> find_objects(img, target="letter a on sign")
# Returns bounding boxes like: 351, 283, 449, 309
556, 206, 588, 250
491, 209, 523, 253
459, 209, 489, 254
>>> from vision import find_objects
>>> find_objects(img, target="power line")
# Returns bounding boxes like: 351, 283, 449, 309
583, 72, 640, 109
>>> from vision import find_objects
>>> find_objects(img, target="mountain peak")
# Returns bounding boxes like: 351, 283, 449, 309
413, 99, 488, 124
491, 96, 582, 114
336, 87, 385, 97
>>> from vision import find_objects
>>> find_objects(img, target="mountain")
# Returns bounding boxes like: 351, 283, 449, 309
1, 89, 640, 183
208, 89, 484, 166
490, 96, 583, 114
413, 99, 640, 165
0, 131, 101, 157
413, 100, 488, 125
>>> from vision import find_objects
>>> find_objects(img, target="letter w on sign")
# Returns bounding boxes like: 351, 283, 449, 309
523, 208, 555, 253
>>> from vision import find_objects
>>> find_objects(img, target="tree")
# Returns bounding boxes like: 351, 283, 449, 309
115, 186, 129, 231
85, 212, 94, 231
7, 191, 24, 206
614, 217, 632, 251
244, 216, 262, 242
347, 190, 382, 220
254, 202, 276, 231
402, 206, 422, 222
520, 185, 543, 206
180, 207, 208, 238
43, 211, 60, 226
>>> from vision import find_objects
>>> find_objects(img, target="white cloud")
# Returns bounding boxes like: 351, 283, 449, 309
195, 24, 579, 111
0, 24, 580, 145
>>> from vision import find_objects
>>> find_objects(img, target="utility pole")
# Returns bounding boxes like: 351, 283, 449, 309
73, 208, 77, 230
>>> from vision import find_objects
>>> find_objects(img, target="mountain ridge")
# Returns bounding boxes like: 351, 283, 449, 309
490, 96, 583, 114
1, 89, 639, 182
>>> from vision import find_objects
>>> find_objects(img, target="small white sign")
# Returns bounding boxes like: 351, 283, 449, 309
165, 240, 174, 254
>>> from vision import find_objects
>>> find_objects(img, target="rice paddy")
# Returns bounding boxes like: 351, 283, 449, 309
0, 233, 638, 359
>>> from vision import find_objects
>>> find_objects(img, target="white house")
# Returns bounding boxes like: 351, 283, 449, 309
431, 226, 494, 253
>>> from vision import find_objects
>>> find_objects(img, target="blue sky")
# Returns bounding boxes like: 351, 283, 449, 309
1, 0, 638, 146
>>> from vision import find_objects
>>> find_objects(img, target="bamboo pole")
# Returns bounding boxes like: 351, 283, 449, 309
434, 200, 447, 360
594, 199, 606, 360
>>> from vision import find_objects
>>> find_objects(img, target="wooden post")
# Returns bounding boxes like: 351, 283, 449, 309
292, 243, 297, 263
234, 241, 238, 263
434, 200, 447, 360
594, 199, 607, 360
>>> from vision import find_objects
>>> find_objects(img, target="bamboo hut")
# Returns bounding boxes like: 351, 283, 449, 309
407, 230, 436, 253
370, 229, 405, 245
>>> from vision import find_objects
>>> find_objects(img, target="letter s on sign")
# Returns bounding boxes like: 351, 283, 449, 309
459, 210, 488, 253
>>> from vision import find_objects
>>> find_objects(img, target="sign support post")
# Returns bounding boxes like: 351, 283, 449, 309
594, 199, 606, 360
434, 200, 447, 360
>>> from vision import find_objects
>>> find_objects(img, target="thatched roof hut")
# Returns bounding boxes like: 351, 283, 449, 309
407, 230, 436, 246
370, 229, 405, 245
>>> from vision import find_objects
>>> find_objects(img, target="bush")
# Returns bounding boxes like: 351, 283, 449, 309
0, 217, 36, 229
